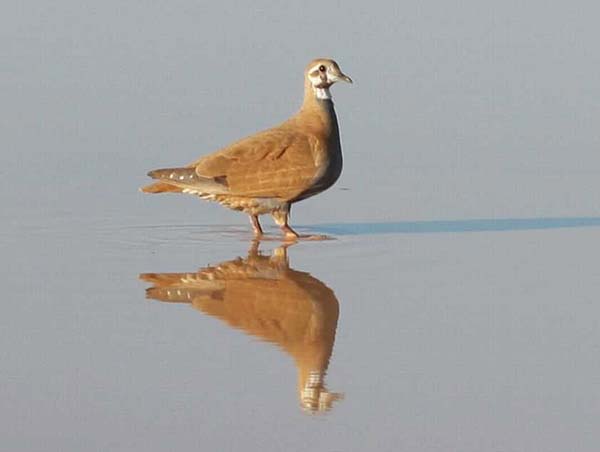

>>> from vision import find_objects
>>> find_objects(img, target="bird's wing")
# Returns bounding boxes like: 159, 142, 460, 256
191, 128, 322, 199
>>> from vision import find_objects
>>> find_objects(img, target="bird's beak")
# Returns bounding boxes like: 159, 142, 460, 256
338, 73, 353, 84
330, 71, 353, 84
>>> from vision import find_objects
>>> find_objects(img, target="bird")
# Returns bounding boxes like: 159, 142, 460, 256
140, 242, 343, 413
140, 58, 352, 240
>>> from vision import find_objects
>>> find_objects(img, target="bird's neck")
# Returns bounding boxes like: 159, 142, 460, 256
302, 79, 334, 106
313, 87, 331, 100
298, 82, 338, 135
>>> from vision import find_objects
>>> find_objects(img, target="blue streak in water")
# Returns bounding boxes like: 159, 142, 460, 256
304, 217, 600, 236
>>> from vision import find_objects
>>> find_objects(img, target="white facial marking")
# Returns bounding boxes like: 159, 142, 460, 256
308, 62, 336, 100
315, 87, 332, 100
308, 64, 326, 87
308, 73, 322, 86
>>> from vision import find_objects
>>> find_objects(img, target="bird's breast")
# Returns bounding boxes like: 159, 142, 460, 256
292, 136, 342, 203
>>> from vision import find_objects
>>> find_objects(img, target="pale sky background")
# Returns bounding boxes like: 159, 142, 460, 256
3, 0, 600, 224
2, 1, 600, 451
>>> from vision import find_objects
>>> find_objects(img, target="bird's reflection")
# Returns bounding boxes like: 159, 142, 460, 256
140, 242, 343, 413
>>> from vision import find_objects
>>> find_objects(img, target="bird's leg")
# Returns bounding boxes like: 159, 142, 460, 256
281, 224, 300, 240
272, 208, 299, 241
249, 214, 263, 237
248, 239, 261, 257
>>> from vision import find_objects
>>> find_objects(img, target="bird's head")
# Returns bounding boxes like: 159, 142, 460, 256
305, 58, 352, 100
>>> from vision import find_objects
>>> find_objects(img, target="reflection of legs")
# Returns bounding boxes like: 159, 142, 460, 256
249, 214, 263, 237
248, 239, 261, 258
271, 242, 293, 267
272, 205, 299, 240
248, 240, 294, 268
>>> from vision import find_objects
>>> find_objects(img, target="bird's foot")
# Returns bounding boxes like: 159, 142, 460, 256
282, 231, 333, 242
296, 234, 334, 241
251, 232, 333, 242
271, 223, 334, 242
280, 225, 300, 241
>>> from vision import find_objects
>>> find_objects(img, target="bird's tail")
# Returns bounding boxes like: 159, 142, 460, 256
147, 167, 198, 181
140, 181, 184, 194
140, 167, 228, 194
140, 272, 224, 303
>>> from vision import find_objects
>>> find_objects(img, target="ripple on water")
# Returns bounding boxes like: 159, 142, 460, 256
96, 223, 258, 250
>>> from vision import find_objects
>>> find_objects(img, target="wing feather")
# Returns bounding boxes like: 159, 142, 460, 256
191, 128, 321, 199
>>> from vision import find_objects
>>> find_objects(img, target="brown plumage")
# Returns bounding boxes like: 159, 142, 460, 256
140, 243, 343, 413
141, 58, 352, 239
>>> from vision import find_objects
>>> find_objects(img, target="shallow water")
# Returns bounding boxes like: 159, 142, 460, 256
2, 152, 600, 451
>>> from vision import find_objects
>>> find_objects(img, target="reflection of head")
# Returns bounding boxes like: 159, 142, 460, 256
140, 243, 343, 413
301, 370, 344, 413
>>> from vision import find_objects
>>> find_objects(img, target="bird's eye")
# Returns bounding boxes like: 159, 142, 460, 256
319, 65, 326, 72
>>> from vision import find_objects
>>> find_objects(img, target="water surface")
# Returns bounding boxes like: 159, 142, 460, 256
3, 151, 600, 451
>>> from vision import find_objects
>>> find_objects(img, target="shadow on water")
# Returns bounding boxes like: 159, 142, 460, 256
140, 241, 343, 414
303, 216, 600, 236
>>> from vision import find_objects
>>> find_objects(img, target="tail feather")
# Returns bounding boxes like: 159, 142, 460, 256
147, 167, 197, 181
141, 167, 228, 195
140, 181, 183, 194
145, 287, 194, 303
140, 272, 225, 303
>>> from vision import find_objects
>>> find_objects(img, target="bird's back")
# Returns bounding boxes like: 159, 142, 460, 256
142, 105, 342, 203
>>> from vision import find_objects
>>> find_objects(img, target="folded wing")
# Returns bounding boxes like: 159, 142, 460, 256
143, 127, 320, 199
